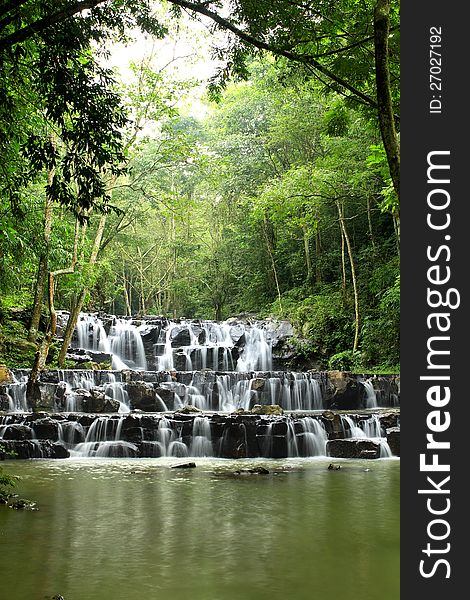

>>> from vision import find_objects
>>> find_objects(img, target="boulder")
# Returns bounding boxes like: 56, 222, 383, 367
327, 438, 380, 459
219, 422, 248, 459
234, 467, 269, 475
79, 389, 120, 413
31, 417, 60, 441
170, 325, 191, 347
122, 427, 144, 444
30, 382, 59, 412
379, 412, 400, 430
0, 440, 69, 459
0, 393, 11, 411
170, 462, 196, 469
386, 427, 400, 456
154, 387, 176, 410
127, 382, 161, 412
327, 372, 362, 410
1, 424, 33, 441
250, 378, 266, 392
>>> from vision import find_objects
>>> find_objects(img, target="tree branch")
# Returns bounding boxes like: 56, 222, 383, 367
167, 0, 379, 110
0, 0, 108, 51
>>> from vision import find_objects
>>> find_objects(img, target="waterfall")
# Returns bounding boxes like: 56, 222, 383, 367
72, 415, 138, 458
340, 415, 367, 438
236, 325, 272, 372
104, 374, 131, 413
299, 417, 328, 456
1, 312, 398, 462
5, 372, 28, 412
190, 416, 213, 457
156, 323, 175, 371
362, 379, 378, 408
108, 319, 147, 370
76, 314, 110, 353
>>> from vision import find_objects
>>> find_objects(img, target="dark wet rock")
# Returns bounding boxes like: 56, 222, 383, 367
250, 378, 266, 392
0, 440, 70, 459
154, 386, 176, 410
386, 427, 400, 456
170, 325, 191, 347
77, 414, 97, 427
219, 422, 248, 459
139, 441, 163, 458
360, 450, 378, 459
271, 421, 288, 436
327, 439, 380, 459
234, 466, 270, 475
328, 463, 341, 470
371, 376, 400, 407
379, 412, 400, 430
170, 462, 196, 469
127, 382, 161, 412
175, 405, 202, 414
52, 442, 70, 459
140, 324, 163, 358
66, 348, 112, 365
269, 435, 288, 459
0, 393, 11, 411
327, 372, 361, 410
31, 417, 60, 441
79, 389, 120, 413
1, 424, 33, 441
8, 498, 37, 510
122, 427, 144, 444
29, 382, 59, 412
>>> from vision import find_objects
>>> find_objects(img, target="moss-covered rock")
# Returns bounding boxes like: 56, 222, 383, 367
0, 364, 13, 384
250, 404, 283, 415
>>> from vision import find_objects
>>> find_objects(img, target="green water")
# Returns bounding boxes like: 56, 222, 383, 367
0, 457, 399, 600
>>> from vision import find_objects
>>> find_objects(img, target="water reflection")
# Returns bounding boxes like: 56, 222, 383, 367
0, 458, 399, 600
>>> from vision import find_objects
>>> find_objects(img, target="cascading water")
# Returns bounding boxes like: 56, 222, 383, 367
104, 374, 131, 413
362, 379, 378, 408
1, 313, 398, 460
108, 319, 147, 370
5, 372, 28, 412
236, 326, 272, 372
190, 416, 213, 457
340, 414, 393, 458
76, 314, 110, 353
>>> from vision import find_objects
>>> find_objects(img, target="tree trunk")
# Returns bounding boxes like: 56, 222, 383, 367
366, 196, 376, 251
27, 220, 80, 400
122, 266, 132, 316
302, 225, 312, 285
28, 164, 54, 342
262, 215, 282, 311
315, 230, 322, 284
58, 214, 107, 366
340, 223, 347, 292
374, 0, 400, 199
393, 214, 400, 255
337, 201, 360, 352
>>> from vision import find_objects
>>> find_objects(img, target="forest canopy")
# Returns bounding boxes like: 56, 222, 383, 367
0, 0, 400, 371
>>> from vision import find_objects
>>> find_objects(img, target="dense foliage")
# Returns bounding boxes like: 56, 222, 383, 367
0, 0, 400, 371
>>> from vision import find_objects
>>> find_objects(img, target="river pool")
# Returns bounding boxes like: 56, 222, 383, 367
0, 457, 399, 600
